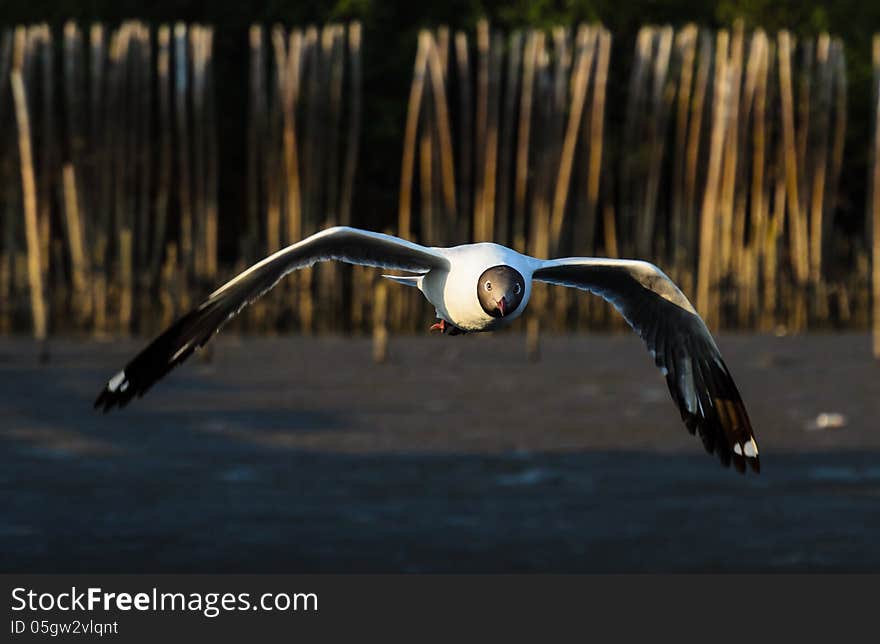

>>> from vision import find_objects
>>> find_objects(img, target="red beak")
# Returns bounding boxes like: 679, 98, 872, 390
496, 297, 507, 317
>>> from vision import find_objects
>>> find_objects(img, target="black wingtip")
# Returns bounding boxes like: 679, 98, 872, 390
679, 404, 760, 475
687, 351, 761, 475
91, 300, 224, 414
94, 369, 129, 413
93, 373, 137, 413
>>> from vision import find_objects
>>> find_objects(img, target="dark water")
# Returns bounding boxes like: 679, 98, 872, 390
2, 334, 879, 572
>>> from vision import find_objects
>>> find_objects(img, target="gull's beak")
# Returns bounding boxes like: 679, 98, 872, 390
496, 297, 507, 317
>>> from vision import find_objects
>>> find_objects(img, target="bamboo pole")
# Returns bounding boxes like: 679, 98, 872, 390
152, 26, 172, 284
398, 32, 429, 241
419, 99, 433, 241
36, 26, 54, 299
173, 23, 193, 308
473, 19, 489, 241
513, 31, 537, 253
191, 25, 207, 281
136, 24, 154, 308
0, 28, 10, 131
584, 28, 610, 256
478, 32, 503, 242
620, 27, 652, 257
639, 25, 674, 260
11, 27, 47, 341
763, 41, 786, 332
87, 24, 108, 334
298, 26, 316, 236
550, 25, 595, 252
778, 31, 809, 330
671, 25, 697, 273
372, 277, 388, 363
339, 22, 361, 227
0, 29, 12, 333
61, 163, 89, 317
302, 26, 324, 237
436, 26, 449, 76
683, 30, 712, 289
266, 24, 285, 259
718, 21, 743, 283
695, 30, 729, 326
280, 28, 303, 245
341, 24, 362, 328
112, 25, 133, 332
810, 34, 833, 321
824, 40, 846, 266
325, 25, 344, 227
496, 30, 522, 247
260, 25, 285, 330
425, 32, 457, 221
746, 32, 770, 325
299, 27, 319, 334
734, 40, 757, 325
872, 35, 880, 356
526, 34, 550, 359
245, 25, 264, 262
204, 27, 218, 284
319, 25, 346, 330
418, 42, 435, 245
547, 27, 570, 253
796, 40, 813, 229
454, 31, 472, 240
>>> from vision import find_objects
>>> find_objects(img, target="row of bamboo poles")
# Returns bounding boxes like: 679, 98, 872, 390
2, 19, 880, 355
395, 22, 614, 354
0, 20, 365, 339
244, 22, 362, 334
0, 20, 219, 338
397, 20, 857, 344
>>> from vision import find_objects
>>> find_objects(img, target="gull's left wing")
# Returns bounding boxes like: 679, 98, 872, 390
95, 226, 448, 412
532, 257, 759, 473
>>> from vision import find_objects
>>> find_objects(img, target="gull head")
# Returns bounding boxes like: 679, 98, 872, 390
477, 265, 526, 319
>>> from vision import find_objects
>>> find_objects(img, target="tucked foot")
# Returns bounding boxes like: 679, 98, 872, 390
429, 319, 468, 336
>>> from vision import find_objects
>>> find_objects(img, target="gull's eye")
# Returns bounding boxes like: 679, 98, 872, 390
485, 281, 492, 291
513, 283, 522, 295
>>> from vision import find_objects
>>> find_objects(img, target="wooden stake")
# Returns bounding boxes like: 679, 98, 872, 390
339, 23, 361, 227
11, 31, 47, 341
585, 29, 611, 257
778, 31, 809, 330
695, 30, 729, 326
425, 32, 457, 220
513, 31, 537, 253
399, 32, 429, 241
454, 31, 472, 240
173, 23, 193, 301
550, 26, 595, 253
872, 35, 880, 356
61, 163, 89, 315
496, 30, 523, 247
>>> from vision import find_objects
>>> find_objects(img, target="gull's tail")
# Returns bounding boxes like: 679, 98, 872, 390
381, 274, 423, 288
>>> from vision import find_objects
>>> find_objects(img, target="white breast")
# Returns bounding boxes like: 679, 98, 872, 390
422, 243, 536, 332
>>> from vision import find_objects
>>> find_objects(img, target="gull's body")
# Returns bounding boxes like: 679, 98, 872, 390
416, 242, 533, 331
96, 226, 760, 474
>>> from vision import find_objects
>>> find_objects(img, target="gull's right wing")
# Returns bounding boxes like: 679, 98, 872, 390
95, 227, 448, 412
533, 257, 759, 473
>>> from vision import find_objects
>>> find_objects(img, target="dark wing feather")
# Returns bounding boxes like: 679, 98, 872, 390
95, 227, 447, 412
533, 257, 759, 474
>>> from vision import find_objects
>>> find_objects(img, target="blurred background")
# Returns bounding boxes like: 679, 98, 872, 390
1, 1, 880, 572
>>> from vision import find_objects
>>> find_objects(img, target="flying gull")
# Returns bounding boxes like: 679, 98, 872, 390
95, 226, 759, 473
